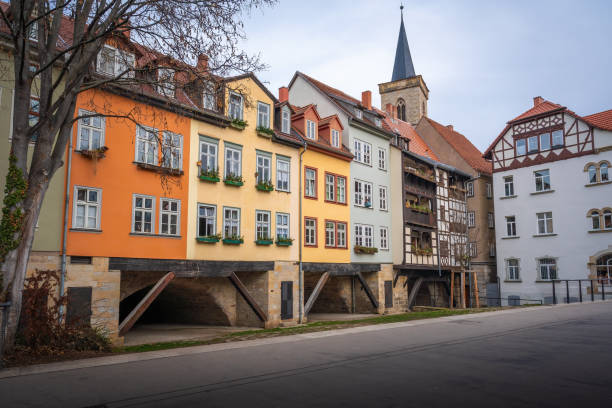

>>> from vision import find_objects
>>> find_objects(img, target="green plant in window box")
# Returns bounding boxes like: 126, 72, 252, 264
409, 203, 431, 214
222, 235, 244, 245
354, 245, 378, 255
224, 173, 244, 186
415, 247, 433, 256
199, 166, 220, 182
255, 179, 274, 192
255, 235, 274, 245
230, 118, 247, 130
80, 146, 109, 159
256, 126, 275, 138
276, 237, 294, 246
196, 233, 221, 243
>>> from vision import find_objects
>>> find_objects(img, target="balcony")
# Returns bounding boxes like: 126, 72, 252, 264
405, 207, 436, 227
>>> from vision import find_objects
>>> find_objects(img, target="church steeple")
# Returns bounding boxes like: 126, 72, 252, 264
391, 5, 416, 82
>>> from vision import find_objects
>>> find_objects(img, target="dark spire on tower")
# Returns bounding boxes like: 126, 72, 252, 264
391, 4, 416, 82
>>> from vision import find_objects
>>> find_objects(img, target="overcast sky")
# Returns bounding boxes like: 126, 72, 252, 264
239, 0, 612, 151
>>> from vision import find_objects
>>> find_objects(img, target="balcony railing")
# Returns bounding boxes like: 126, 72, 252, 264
405, 208, 436, 227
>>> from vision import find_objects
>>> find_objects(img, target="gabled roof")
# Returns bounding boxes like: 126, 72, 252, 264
375, 108, 438, 161
509, 100, 565, 123
422, 117, 492, 175
583, 109, 612, 131
224, 72, 278, 104
391, 11, 416, 82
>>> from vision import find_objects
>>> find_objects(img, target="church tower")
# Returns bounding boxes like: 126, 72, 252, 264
378, 6, 429, 125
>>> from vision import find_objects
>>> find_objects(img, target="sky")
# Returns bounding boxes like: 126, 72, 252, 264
239, 0, 612, 152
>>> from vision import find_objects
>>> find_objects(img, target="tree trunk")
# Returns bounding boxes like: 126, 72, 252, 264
1, 180, 47, 354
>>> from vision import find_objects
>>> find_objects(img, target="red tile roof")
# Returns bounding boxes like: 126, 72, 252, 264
583, 109, 612, 131
510, 100, 565, 122
375, 108, 439, 161
423, 117, 491, 174
300, 72, 362, 106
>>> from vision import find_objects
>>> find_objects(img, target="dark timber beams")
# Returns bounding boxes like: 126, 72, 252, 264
228, 272, 268, 323
109, 258, 274, 278
118, 272, 175, 336
356, 272, 379, 309
304, 272, 330, 315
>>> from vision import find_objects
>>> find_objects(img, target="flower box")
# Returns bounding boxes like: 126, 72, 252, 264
255, 183, 274, 192
224, 179, 244, 187
255, 239, 274, 245
256, 126, 275, 138
79, 146, 108, 159
354, 245, 378, 254
230, 119, 247, 130
199, 175, 220, 183
222, 238, 244, 245
196, 236, 220, 243
276, 239, 294, 246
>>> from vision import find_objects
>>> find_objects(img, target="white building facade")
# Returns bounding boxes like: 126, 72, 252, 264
485, 97, 612, 304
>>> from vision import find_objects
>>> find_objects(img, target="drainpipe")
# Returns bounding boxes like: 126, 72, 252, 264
59, 129, 73, 322
298, 141, 307, 324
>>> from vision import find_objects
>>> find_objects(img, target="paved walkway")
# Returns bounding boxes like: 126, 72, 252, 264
123, 324, 260, 346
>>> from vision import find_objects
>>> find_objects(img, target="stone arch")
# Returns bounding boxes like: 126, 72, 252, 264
587, 245, 612, 279
397, 98, 406, 121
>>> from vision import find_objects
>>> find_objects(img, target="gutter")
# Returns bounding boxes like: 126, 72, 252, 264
59, 129, 73, 321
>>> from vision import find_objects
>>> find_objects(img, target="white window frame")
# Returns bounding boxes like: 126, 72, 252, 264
337, 222, 347, 248
162, 131, 183, 170
488, 212, 495, 228
77, 110, 105, 151
96, 45, 135, 77
132, 194, 155, 234
325, 174, 335, 202
534, 169, 551, 192
276, 212, 290, 239
378, 148, 387, 170
378, 186, 388, 211
506, 258, 520, 281
355, 109, 362, 119
228, 92, 244, 120
305, 168, 316, 198
159, 198, 180, 236
281, 106, 291, 133
466, 181, 474, 197
135, 125, 158, 165
331, 129, 340, 148
486, 183, 492, 198
354, 180, 373, 208
536, 212, 553, 235
538, 258, 558, 281
199, 139, 218, 173
198, 204, 217, 237
325, 221, 336, 247
306, 120, 316, 140
276, 157, 290, 192
257, 101, 270, 129
379, 226, 389, 250
157, 68, 175, 97
203, 81, 217, 111
224, 145, 242, 178
468, 242, 477, 257
223, 207, 241, 238
551, 130, 564, 147
305, 218, 317, 246
255, 210, 271, 240
468, 212, 475, 228
528, 135, 538, 153
355, 223, 374, 248
256, 152, 272, 184
506, 216, 517, 237
504, 176, 514, 197
337, 176, 346, 204
516, 139, 526, 156
353, 139, 371, 165
72, 186, 102, 230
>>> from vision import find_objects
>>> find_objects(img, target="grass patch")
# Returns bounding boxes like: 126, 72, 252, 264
118, 308, 499, 354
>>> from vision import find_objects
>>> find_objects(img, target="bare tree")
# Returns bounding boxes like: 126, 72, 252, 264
0, 0, 275, 353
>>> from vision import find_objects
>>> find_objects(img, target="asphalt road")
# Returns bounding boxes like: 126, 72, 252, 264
2, 302, 612, 408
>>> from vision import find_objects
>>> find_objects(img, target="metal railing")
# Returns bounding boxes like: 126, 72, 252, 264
551, 279, 609, 305
0, 301, 11, 369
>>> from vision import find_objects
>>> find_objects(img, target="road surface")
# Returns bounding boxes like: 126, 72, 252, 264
2, 302, 612, 407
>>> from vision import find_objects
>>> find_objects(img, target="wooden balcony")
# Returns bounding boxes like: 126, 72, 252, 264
405, 208, 436, 227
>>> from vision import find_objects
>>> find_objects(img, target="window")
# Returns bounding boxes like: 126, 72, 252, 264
354, 180, 372, 207
488, 212, 494, 228
276, 213, 290, 239
203, 81, 216, 111
305, 218, 317, 246
228, 92, 243, 120
198, 204, 216, 237
162, 132, 182, 170
73, 187, 101, 230
551, 130, 563, 147
276, 158, 290, 192
506, 216, 516, 236
224, 145, 241, 178
353, 139, 371, 165
375, 118, 382, 127
325, 174, 335, 202
516, 139, 526, 156
601, 163, 609, 182
489, 244, 496, 257
157, 68, 175, 97
538, 258, 557, 280
587, 165, 598, 184
468, 242, 477, 257
159, 198, 180, 236
591, 210, 601, 230
306, 120, 316, 140
397, 99, 406, 121
281, 107, 291, 133
325, 221, 336, 247
604, 210, 612, 230
305, 167, 317, 198
256, 153, 271, 183
355, 109, 362, 119
135, 126, 158, 165
331, 129, 340, 148
337, 176, 346, 204
77, 111, 105, 151
379, 227, 389, 250
506, 259, 520, 281
223, 207, 240, 238
132, 194, 154, 233
257, 102, 270, 129
504, 176, 514, 197
466, 181, 474, 197
28, 21, 38, 41
337, 222, 347, 248
534, 169, 551, 192
96, 45, 134, 77
527, 136, 538, 153
255, 210, 271, 240
379, 186, 388, 210
29, 96, 39, 139
199, 139, 218, 172
378, 148, 387, 170
539, 132, 551, 151
355, 224, 373, 247
467, 212, 475, 228
486, 183, 492, 198
537, 212, 553, 235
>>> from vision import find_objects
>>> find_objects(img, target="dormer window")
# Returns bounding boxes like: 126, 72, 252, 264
203, 81, 216, 111
331, 129, 340, 148
96, 45, 135, 78
355, 109, 363, 119
281, 106, 290, 133
228, 92, 243, 120
375, 118, 382, 127
306, 120, 316, 140
257, 102, 270, 129
157, 68, 175, 97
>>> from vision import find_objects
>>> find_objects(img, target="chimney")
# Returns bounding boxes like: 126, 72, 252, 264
361, 90, 372, 110
533, 96, 544, 106
447, 125, 454, 132
118, 19, 130, 40
197, 54, 209, 72
385, 103, 396, 119
279, 86, 289, 103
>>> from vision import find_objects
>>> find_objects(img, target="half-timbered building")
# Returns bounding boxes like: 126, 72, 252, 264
484, 97, 612, 304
